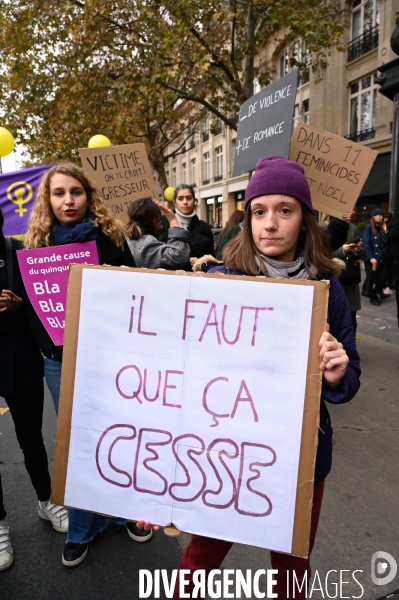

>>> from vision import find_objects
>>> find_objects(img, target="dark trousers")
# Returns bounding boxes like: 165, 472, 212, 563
365, 263, 386, 301
0, 379, 51, 519
350, 311, 357, 334
173, 479, 325, 599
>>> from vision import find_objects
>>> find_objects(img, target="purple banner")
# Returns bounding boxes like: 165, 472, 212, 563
0, 164, 55, 236
17, 242, 99, 346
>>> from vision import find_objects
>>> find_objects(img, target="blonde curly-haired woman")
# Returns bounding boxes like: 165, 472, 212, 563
23, 163, 152, 567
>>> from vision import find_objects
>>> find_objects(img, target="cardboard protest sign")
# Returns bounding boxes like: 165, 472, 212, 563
232, 70, 298, 177
53, 265, 328, 556
78, 143, 157, 224
17, 242, 99, 346
290, 123, 378, 218
0, 164, 55, 236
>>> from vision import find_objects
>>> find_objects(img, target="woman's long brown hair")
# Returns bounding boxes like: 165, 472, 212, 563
222, 202, 336, 278
24, 163, 126, 249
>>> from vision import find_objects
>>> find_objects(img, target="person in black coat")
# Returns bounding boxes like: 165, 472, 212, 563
159, 184, 214, 270
0, 209, 68, 571
22, 163, 151, 567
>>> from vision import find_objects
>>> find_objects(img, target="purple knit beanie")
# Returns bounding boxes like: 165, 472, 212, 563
245, 156, 314, 213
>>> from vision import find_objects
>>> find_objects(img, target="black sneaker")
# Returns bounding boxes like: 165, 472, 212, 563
126, 522, 153, 542
62, 542, 89, 567
370, 298, 381, 306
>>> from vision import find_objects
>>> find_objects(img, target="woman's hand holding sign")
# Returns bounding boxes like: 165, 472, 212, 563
0, 289, 22, 312
319, 324, 349, 387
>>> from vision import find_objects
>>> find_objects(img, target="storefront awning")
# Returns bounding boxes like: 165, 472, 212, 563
359, 152, 391, 197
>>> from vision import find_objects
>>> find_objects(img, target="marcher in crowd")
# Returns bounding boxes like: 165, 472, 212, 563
23, 163, 151, 567
125, 197, 190, 269
159, 184, 214, 270
0, 208, 68, 572
319, 212, 350, 252
172, 156, 361, 599
333, 210, 362, 334
383, 211, 397, 295
215, 209, 244, 260
362, 208, 387, 306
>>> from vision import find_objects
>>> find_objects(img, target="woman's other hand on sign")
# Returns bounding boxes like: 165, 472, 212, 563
153, 199, 179, 228
319, 324, 349, 387
189, 257, 198, 266
0, 289, 22, 312
136, 520, 159, 532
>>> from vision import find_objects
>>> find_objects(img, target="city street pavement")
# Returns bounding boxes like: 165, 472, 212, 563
1, 289, 398, 599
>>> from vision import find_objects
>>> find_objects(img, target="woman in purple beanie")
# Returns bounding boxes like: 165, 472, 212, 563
171, 156, 361, 599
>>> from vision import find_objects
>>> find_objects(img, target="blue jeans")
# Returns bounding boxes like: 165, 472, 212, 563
44, 357, 62, 414
44, 359, 127, 541
68, 509, 127, 544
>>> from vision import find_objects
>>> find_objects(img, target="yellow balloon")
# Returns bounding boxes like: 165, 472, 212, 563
88, 134, 112, 148
0, 127, 15, 158
164, 186, 175, 202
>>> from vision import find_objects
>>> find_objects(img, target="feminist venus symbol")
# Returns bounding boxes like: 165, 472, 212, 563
7, 181, 33, 217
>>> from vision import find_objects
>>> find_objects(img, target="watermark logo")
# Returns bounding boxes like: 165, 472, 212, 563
371, 552, 397, 586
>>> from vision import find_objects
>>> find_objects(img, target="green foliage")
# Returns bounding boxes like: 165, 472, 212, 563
0, 0, 344, 180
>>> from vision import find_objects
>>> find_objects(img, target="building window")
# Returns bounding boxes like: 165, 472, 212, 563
293, 104, 300, 129
205, 196, 223, 226
191, 158, 197, 186
302, 99, 310, 124
348, 0, 379, 61
182, 162, 187, 183
215, 146, 223, 181
203, 152, 210, 184
279, 52, 289, 78
348, 74, 377, 141
172, 167, 177, 188
352, 0, 379, 39
203, 116, 210, 142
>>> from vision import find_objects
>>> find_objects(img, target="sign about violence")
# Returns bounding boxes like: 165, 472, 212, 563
231, 70, 298, 177
17, 242, 99, 346
78, 143, 158, 224
289, 122, 378, 219
53, 265, 328, 556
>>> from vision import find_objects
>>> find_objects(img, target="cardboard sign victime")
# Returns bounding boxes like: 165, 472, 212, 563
78, 143, 158, 224
17, 242, 99, 345
290, 123, 378, 218
232, 70, 298, 177
52, 264, 328, 557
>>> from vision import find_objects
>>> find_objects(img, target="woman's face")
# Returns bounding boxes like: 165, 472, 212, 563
250, 194, 303, 262
174, 188, 195, 215
49, 174, 88, 226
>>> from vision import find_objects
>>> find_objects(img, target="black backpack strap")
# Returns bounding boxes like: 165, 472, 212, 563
5, 237, 14, 291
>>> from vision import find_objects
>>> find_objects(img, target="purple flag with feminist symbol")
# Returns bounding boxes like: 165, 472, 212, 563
0, 164, 55, 236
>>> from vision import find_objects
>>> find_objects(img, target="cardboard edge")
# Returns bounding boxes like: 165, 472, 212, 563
290, 279, 329, 558
51, 264, 84, 505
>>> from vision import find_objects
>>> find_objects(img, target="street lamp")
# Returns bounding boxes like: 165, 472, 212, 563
375, 19, 399, 219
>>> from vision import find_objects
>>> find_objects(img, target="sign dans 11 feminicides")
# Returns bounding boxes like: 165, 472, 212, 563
232, 70, 298, 177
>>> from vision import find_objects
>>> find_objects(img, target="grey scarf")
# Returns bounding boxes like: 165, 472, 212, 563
175, 208, 195, 230
256, 253, 317, 280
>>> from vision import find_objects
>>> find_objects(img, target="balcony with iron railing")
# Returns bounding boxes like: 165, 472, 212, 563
344, 127, 375, 142
213, 123, 222, 136
214, 175, 223, 182
202, 132, 209, 142
202, 179, 210, 185
348, 25, 379, 62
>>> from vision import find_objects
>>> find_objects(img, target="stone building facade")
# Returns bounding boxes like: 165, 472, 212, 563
163, 0, 397, 226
